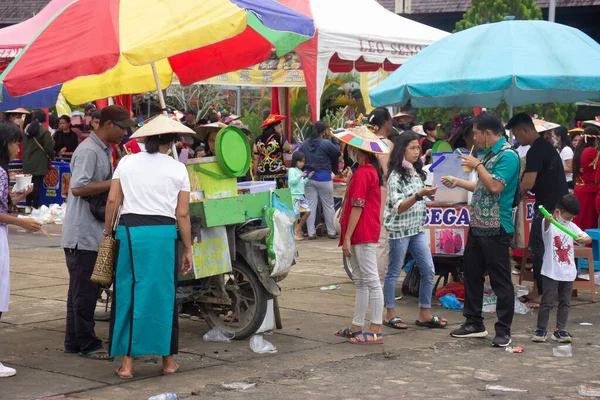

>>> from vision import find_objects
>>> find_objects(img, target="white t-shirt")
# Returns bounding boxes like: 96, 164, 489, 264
541, 219, 587, 281
560, 146, 574, 183
113, 152, 190, 219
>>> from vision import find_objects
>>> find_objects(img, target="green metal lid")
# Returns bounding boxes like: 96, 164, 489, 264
215, 126, 251, 178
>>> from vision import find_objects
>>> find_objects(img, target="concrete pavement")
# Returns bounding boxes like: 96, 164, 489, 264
2, 225, 600, 399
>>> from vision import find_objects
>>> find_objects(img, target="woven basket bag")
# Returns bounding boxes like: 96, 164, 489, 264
91, 206, 120, 286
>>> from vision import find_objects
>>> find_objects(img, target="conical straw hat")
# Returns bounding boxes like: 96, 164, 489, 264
131, 115, 195, 139
193, 122, 228, 139
333, 125, 390, 154
392, 112, 415, 124
532, 118, 560, 133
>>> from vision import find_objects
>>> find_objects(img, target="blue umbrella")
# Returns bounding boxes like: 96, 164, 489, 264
369, 20, 600, 111
0, 85, 61, 112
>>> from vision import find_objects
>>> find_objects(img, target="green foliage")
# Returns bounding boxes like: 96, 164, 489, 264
454, 0, 542, 32
240, 111, 264, 140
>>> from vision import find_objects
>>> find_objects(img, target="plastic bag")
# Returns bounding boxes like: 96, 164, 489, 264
553, 344, 572, 357
203, 327, 235, 342
221, 382, 256, 391
401, 263, 420, 297
439, 294, 463, 310
249, 335, 277, 354
514, 299, 530, 315
265, 207, 296, 277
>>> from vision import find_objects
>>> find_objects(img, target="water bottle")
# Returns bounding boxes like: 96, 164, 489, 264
148, 394, 177, 400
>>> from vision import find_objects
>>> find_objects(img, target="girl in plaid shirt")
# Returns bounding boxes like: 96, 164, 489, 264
383, 132, 447, 329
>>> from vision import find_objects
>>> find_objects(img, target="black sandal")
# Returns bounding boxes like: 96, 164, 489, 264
383, 317, 408, 330
415, 316, 447, 329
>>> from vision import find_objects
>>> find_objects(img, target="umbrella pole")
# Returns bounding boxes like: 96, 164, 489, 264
508, 104, 514, 143
151, 61, 178, 160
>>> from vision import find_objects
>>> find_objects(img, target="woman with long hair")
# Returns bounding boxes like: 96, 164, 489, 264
572, 126, 600, 231
253, 114, 292, 189
0, 121, 41, 378
299, 120, 341, 239
367, 108, 395, 280
552, 127, 574, 189
383, 132, 446, 329
22, 109, 54, 213
333, 126, 389, 344
104, 116, 193, 379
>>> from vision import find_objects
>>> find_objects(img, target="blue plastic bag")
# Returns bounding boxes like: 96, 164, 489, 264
439, 294, 463, 310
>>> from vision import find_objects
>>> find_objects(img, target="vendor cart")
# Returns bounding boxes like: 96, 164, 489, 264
174, 126, 295, 340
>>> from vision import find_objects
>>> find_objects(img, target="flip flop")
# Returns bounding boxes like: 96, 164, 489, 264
518, 295, 533, 303
80, 349, 113, 360
308, 235, 318, 240
415, 316, 447, 329
162, 363, 180, 375
334, 327, 363, 338
349, 332, 383, 345
63, 348, 80, 354
383, 317, 408, 330
115, 367, 133, 380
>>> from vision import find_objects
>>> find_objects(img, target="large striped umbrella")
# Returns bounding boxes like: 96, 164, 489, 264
0, 0, 315, 107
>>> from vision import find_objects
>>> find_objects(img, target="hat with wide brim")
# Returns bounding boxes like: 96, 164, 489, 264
260, 114, 285, 128
333, 126, 390, 154
532, 119, 560, 133
193, 122, 228, 139
584, 119, 600, 128
130, 115, 195, 139
569, 127, 584, 134
411, 125, 426, 136
4, 108, 30, 115
392, 112, 415, 124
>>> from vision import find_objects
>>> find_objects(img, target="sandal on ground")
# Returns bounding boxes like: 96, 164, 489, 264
63, 348, 80, 354
349, 332, 383, 345
415, 316, 447, 329
80, 349, 113, 360
115, 367, 133, 380
327, 234, 339, 240
526, 300, 541, 309
334, 327, 363, 338
383, 317, 408, 330
308, 235, 318, 240
162, 363, 180, 375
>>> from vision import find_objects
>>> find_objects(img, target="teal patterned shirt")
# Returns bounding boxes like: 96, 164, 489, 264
470, 137, 520, 236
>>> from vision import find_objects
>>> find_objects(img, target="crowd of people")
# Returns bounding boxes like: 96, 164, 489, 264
1, 101, 599, 377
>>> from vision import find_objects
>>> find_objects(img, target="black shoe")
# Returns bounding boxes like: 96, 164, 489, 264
492, 333, 512, 347
450, 324, 488, 338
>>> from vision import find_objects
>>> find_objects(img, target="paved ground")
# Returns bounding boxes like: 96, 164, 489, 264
2, 224, 600, 400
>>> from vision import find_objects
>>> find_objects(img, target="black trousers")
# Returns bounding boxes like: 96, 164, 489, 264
64, 248, 103, 354
463, 230, 515, 336
25, 175, 44, 208
529, 210, 545, 295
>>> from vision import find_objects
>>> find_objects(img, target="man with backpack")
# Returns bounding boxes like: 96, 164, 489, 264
440, 112, 520, 347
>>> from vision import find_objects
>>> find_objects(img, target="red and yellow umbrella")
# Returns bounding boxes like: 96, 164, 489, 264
0, 0, 315, 105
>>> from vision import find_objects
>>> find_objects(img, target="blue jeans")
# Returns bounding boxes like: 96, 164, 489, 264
384, 232, 435, 309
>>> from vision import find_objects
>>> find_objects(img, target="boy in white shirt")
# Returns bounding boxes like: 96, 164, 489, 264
533, 194, 591, 343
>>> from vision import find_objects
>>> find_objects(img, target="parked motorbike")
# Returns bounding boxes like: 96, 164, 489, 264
177, 218, 284, 340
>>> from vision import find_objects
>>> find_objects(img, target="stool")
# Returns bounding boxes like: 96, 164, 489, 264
573, 246, 597, 303
577, 229, 600, 274
518, 248, 534, 285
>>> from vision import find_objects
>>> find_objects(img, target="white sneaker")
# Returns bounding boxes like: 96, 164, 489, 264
25, 206, 32, 214
0, 362, 16, 377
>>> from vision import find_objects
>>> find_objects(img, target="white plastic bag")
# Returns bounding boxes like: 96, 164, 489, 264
270, 209, 296, 277
203, 327, 234, 342
249, 335, 277, 354
514, 299, 530, 315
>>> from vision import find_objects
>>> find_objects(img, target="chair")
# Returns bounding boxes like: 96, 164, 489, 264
573, 246, 596, 303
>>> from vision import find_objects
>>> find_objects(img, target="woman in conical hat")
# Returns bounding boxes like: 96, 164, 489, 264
104, 115, 194, 379
253, 114, 292, 188
333, 125, 389, 345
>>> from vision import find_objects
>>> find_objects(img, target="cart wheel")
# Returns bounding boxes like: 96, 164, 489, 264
203, 260, 268, 340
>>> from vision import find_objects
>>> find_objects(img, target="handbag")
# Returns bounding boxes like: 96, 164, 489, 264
401, 262, 421, 298
91, 206, 121, 286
